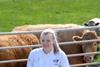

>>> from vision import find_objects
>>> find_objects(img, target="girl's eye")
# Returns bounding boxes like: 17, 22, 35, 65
42, 39, 44, 42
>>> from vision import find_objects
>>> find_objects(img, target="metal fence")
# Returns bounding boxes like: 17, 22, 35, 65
0, 26, 100, 67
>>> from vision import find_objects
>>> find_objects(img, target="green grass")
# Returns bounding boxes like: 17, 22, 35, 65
0, 0, 100, 62
0, 0, 100, 31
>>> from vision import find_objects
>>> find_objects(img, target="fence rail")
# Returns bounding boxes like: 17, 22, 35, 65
0, 39, 100, 50
0, 26, 100, 35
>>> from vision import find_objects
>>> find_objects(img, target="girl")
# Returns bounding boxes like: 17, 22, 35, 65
27, 29, 70, 67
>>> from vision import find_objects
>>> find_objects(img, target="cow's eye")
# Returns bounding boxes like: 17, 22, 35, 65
94, 42, 97, 46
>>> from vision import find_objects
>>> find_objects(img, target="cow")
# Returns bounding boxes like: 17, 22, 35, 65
0, 34, 39, 67
72, 30, 100, 67
84, 18, 100, 26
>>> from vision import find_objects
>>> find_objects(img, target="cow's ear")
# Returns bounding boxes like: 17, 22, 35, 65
95, 23, 99, 26
84, 23, 88, 26
72, 36, 82, 41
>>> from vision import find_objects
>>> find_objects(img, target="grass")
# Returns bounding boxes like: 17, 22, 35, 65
0, 0, 100, 62
0, 0, 100, 31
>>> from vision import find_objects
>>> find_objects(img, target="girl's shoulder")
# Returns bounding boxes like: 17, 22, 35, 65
29, 48, 42, 55
56, 50, 67, 57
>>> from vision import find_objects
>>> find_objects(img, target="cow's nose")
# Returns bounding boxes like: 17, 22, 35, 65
84, 56, 93, 63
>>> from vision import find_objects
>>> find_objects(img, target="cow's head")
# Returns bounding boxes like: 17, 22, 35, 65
72, 30, 100, 63
84, 18, 100, 26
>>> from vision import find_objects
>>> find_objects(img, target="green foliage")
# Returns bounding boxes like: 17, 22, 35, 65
0, 0, 100, 31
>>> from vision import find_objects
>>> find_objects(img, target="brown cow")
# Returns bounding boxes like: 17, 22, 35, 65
72, 30, 100, 65
0, 34, 39, 67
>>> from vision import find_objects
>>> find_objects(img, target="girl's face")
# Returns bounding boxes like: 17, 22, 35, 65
40, 33, 54, 53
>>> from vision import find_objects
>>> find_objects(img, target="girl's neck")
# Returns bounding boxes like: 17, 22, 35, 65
43, 48, 54, 54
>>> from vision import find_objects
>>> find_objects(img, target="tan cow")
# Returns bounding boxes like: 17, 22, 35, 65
72, 30, 100, 63
0, 34, 39, 67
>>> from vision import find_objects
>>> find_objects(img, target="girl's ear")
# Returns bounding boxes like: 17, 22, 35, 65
72, 36, 82, 41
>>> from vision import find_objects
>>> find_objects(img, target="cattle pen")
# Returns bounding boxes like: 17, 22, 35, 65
0, 26, 100, 67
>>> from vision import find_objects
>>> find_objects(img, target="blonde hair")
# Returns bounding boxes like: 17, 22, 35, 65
40, 29, 60, 54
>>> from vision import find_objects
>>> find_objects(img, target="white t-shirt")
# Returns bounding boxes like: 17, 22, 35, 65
27, 48, 70, 67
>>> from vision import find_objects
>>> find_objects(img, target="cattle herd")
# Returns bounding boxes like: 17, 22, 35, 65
0, 18, 100, 67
